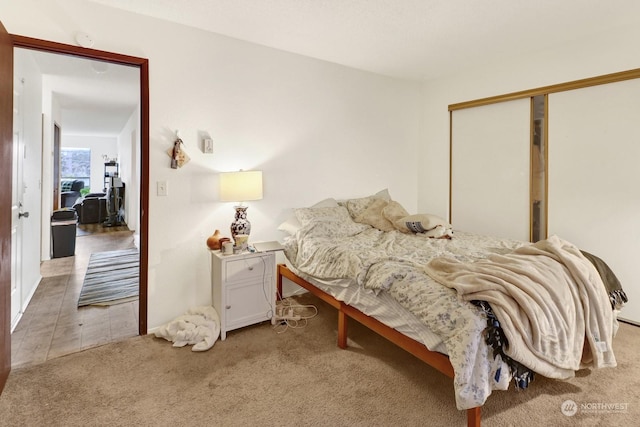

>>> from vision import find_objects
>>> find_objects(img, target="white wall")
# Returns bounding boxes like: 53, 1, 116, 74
40, 74, 61, 261
419, 23, 640, 219
0, 0, 422, 329
118, 106, 140, 233
62, 134, 118, 193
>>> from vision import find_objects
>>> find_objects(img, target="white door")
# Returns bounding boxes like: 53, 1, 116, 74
10, 80, 25, 330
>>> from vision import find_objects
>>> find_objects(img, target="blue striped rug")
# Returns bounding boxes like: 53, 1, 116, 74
78, 248, 139, 307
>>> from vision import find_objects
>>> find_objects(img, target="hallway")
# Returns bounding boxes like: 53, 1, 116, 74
10, 228, 139, 368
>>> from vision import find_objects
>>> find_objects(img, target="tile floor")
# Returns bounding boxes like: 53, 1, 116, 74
10, 228, 139, 368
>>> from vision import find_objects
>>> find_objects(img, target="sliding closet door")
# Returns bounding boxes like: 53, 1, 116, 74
548, 79, 640, 324
451, 98, 531, 241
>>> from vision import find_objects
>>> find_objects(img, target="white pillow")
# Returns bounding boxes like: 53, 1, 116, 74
277, 217, 302, 235
394, 213, 449, 234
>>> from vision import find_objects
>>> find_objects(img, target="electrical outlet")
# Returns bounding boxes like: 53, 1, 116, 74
157, 180, 168, 196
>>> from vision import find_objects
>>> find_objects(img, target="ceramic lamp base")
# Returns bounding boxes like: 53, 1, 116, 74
230, 205, 251, 240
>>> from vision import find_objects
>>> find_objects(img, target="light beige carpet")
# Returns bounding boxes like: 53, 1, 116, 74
1, 294, 639, 426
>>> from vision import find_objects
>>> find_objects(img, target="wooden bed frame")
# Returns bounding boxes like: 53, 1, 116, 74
277, 263, 482, 427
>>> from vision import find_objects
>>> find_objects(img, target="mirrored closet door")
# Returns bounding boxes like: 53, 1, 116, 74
548, 78, 640, 324
449, 71, 640, 325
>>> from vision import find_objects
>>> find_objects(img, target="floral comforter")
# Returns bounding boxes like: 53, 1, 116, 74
284, 217, 528, 410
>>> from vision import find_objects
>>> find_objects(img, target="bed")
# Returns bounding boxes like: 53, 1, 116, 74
276, 192, 626, 427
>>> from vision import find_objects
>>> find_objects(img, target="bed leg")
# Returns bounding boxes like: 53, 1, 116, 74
337, 309, 348, 349
276, 269, 283, 301
467, 406, 481, 427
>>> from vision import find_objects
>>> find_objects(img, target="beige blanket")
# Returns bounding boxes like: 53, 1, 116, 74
424, 235, 616, 379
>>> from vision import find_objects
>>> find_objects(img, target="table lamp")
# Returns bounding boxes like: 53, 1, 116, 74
219, 170, 263, 241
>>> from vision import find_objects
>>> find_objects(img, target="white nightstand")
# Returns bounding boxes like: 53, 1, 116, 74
211, 250, 276, 340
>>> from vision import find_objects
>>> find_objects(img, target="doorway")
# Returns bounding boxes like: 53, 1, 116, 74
13, 229, 138, 366
10, 36, 149, 350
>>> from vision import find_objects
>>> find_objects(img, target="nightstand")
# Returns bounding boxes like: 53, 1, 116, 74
211, 250, 276, 340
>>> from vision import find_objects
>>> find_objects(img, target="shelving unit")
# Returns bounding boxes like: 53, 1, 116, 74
103, 161, 119, 192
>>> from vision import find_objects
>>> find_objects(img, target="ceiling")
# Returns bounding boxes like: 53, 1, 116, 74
23, 1, 640, 136
18, 48, 139, 136
88, 0, 640, 81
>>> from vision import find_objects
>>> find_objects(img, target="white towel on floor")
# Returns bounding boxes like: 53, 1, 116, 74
154, 306, 221, 351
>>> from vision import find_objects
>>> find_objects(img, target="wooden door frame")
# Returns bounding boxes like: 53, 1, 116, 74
11, 35, 150, 336
0, 20, 13, 394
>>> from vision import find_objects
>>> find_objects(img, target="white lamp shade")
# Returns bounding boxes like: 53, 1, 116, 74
220, 170, 263, 202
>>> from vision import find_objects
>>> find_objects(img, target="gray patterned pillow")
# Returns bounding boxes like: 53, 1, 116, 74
353, 198, 395, 232
344, 189, 392, 219
278, 198, 339, 235
346, 196, 379, 219
295, 206, 370, 237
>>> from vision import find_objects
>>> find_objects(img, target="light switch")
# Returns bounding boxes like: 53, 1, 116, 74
204, 138, 214, 154
157, 180, 168, 196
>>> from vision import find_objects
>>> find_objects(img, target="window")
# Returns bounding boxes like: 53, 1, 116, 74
60, 147, 91, 190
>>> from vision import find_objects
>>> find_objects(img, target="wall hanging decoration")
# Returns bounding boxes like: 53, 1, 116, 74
166, 130, 190, 169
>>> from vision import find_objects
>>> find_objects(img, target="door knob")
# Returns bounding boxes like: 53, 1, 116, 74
19, 211, 29, 218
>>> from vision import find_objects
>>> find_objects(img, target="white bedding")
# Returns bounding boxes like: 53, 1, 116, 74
284, 260, 449, 354
282, 205, 618, 410
284, 210, 525, 409
424, 235, 616, 377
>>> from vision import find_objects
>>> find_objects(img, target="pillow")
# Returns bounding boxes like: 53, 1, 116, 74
394, 213, 449, 234
382, 200, 410, 223
277, 198, 340, 235
346, 197, 374, 219
295, 205, 353, 225
353, 198, 395, 232
61, 180, 74, 192
277, 217, 302, 235
295, 205, 370, 237
420, 224, 454, 239
373, 188, 392, 201
343, 189, 393, 219
310, 198, 340, 208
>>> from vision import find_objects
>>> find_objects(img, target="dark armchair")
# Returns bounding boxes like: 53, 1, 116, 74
60, 180, 85, 208
73, 193, 107, 224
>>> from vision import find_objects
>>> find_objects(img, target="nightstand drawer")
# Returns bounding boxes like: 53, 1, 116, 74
225, 256, 267, 282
